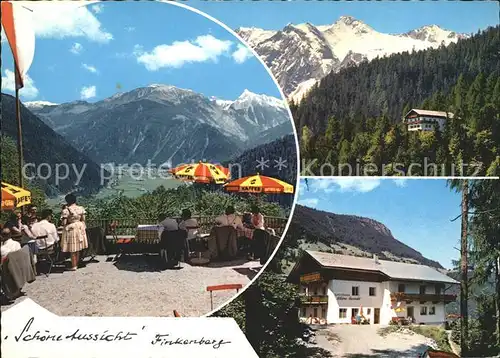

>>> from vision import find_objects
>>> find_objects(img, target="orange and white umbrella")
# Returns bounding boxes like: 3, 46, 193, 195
224, 173, 294, 194
1, 1, 36, 89
1, 182, 31, 211
169, 162, 230, 184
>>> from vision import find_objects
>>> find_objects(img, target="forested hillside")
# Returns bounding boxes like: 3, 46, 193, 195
225, 134, 297, 207
292, 27, 500, 176
1, 94, 108, 196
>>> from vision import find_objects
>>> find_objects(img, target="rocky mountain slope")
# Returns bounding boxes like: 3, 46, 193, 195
237, 16, 468, 101
26, 85, 292, 166
288, 204, 444, 269
1, 93, 107, 196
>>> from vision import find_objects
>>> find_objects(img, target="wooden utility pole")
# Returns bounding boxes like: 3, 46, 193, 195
460, 179, 469, 356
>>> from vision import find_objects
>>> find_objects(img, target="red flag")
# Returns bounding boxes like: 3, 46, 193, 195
1, 1, 35, 89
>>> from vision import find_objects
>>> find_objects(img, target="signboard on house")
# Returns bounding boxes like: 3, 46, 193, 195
300, 272, 321, 283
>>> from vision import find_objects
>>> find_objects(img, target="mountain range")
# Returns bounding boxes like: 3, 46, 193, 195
287, 204, 444, 269
26, 85, 292, 166
1, 93, 107, 196
236, 16, 468, 101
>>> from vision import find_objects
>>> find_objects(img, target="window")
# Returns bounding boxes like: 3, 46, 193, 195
321, 308, 327, 317
435, 285, 442, 295
369, 287, 376, 296
352, 286, 359, 296
301, 308, 306, 316
420, 285, 426, 295
429, 307, 436, 315
367, 308, 371, 315
352, 308, 359, 317
398, 284, 406, 293
314, 287, 318, 295
322, 287, 327, 295
339, 308, 347, 319
313, 308, 318, 317
420, 306, 428, 315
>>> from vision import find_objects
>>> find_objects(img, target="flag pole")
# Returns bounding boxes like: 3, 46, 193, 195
15, 65, 25, 197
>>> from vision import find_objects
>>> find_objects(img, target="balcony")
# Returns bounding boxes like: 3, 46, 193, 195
300, 294, 328, 305
390, 292, 456, 303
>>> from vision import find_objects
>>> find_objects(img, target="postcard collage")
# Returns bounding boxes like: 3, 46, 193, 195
0, 1, 499, 357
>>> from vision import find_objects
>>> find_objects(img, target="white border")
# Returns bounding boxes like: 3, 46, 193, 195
301, 176, 500, 180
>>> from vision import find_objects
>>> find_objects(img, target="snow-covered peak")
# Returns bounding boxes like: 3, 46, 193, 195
232, 89, 285, 110
403, 24, 468, 43
24, 100, 58, 109
236, 27, 276, 47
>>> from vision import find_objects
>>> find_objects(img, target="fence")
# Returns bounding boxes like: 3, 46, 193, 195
86, 216, 288, 238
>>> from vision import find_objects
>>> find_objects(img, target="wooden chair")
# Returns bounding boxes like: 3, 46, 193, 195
36, 235, 62, 276
206, 284, 243, 311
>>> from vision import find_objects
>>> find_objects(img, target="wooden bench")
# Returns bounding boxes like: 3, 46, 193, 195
206, 284, 243, 311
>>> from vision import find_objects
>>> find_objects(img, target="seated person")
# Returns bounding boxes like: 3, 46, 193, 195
215, 206, 243, 230
1, 228, 21, 260
251, 205, 265, 230
30, 209, 60, 250
178, 209, 199, 241
3, 211, 23, 237
157, 214, 179, 239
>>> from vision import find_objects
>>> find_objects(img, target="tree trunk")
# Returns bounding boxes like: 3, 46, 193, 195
244, 284, 262, 355
460, 179, 469, 356
495, 256, 500, 347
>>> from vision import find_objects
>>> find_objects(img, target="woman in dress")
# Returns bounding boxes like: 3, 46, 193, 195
60, 193, 88, 271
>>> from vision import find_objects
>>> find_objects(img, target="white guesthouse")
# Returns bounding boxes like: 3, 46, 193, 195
403, 109, 454, 132
288, 251, 458, 325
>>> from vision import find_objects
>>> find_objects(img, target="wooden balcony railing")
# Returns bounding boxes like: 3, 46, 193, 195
390, 292, 456, 303
299, 294, 328, 305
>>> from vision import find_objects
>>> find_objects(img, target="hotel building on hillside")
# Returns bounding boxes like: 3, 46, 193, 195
287, 251, 458, 325
403, 109, 454, 132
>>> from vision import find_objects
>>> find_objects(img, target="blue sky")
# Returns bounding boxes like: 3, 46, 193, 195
1, 1, 281, 104
297, 178, 465, 269
190, 0, 498, 34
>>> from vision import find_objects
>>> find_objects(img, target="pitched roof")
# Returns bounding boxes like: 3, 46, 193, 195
405, 109, 454, 118
305, 250, 458, 284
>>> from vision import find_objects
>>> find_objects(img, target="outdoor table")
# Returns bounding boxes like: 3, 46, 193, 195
190, 233, 210, 265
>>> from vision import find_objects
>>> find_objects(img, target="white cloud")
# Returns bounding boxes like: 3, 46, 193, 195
1, 69, 39, 99
19, 1, 113, 43
232, 44, 253, 64
80, 85, 96, 100
91, 4, 104, 14
301, 178, 381, 194
134, 35, 233, 71
70, 42, 83, 55
82, 63, 98, 74
298, 198, 319, 208
393, 179, 408, 188
331, 178, 381, 193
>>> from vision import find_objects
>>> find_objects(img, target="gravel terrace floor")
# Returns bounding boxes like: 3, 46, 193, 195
314, 325, 437, 357
1, 254, 261, 317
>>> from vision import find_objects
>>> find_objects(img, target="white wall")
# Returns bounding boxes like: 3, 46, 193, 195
326, 279, 386, 324
322, 279, 448, 325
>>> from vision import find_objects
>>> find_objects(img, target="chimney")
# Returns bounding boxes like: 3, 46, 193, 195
373, 254, 379, 264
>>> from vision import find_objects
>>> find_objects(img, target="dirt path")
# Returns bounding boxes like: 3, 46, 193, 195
315, 325, 437, 357
1, 255, 260, 317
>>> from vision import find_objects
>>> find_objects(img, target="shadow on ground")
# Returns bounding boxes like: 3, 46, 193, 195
113, 254, 166, 272
232, 267, 260, 280
343, 344, 430, 357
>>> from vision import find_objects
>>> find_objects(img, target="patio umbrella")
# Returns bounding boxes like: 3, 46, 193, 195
1, 182, 31, 211
169, 162, 230, 185
223, 173, 294, 194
